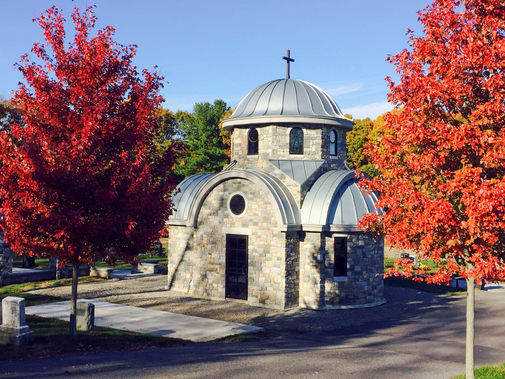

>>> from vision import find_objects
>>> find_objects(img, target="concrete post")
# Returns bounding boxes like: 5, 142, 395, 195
76, 300, 95, 331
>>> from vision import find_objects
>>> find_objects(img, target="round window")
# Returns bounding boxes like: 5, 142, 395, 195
229, 194, 246, 216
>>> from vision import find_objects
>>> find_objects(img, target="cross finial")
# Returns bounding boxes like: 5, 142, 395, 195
283, 50, 294, 79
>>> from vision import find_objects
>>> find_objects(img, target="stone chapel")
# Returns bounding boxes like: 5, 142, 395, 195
166, 74, 386, 309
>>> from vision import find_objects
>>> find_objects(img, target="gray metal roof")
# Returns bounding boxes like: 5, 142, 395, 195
168, 169, 300, 231
269, 160, 324, 185
169, 174, 214, 221
169, 169, 380, 233
222, 79, 354, 130
301, 170, 380, 231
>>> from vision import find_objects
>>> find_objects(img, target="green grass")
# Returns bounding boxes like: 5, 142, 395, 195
12, 253, 167, 271
384, 257, 440, 271
452, 362, 505, 378
12, 256, 50, 270
93, 254, 167, 270
0, 315, 192, 361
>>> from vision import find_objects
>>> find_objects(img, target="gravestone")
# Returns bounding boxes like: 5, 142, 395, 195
50, 257, 69, 279
0, 228, 14, 287
0, 296, 34, 345
22, 254, 36, 268
76, 300, 95, 331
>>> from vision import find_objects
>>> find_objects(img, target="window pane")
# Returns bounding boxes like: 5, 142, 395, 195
334, 237, 347, 276
329, 130, 337, 156
248, 128, 258, 155
289, 127, 303, 154
229, 194, 246, 215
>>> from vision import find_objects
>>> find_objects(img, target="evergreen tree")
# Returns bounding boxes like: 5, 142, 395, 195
176, 100, 230, 177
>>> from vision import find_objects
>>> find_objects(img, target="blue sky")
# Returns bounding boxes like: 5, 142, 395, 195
0, 0, 429, 120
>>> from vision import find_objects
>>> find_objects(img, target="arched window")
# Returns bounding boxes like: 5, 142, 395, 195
289, 127, 303, 154
329, 129, 337, 156
248, 128, 258, 155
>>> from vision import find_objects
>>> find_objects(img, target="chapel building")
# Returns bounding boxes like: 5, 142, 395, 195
166, 77, 385, 309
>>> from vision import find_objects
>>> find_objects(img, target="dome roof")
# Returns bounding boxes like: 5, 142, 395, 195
301, 170, 381, 232
222, 79, 354, 131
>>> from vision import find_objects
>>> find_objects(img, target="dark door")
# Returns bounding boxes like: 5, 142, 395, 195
226, 235, 248, 300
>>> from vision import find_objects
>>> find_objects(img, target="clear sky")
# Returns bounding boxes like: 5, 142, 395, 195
0, 0, 429, 120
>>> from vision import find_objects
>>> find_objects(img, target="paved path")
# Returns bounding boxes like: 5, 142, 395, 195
26, 300, 263, 342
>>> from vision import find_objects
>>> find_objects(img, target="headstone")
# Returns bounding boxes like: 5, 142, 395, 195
154, 242, 163, 257
50, 257, 69, 279
0, 227, 14, 285
89, 267, 114, 279
76, 301, 95, 331
0, 297, 34, 345
131, 264, 139, 274
22, 254, 36, 268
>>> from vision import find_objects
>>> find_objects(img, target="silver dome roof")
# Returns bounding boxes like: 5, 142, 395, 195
301, 170, 381, 232
222, 79, 354, 130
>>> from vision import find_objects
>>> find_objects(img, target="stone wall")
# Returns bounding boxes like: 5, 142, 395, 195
299, 231, 385, 309
231, 124, 347, 165
231, 124, 348, 205
299, 232, 325, 308
167, 178, 299, 309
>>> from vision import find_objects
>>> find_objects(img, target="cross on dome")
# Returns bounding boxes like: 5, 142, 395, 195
283, 50, 294, 79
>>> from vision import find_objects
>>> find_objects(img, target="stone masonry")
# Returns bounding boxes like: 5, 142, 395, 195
168, 105, 385, 309
299, 232, 385, 309
168, 178, 300, 309
231, 124, 347, 206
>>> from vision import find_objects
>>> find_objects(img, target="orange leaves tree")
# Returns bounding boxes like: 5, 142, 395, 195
359, 1, 505, 377
0, 7, 181, 335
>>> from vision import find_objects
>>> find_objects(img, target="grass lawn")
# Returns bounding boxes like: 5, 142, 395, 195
452, 363, 505, 378
384, 256, 440, 271
12, 253, 167, 271
12, 256, 51, 270
0, 315, 192, 361
94, 254, 167, 270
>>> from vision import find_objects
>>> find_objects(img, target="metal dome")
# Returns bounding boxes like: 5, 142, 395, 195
301, 170, 381, 232
222, 79, 354, 131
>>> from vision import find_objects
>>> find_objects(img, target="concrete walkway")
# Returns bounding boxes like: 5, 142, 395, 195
26, 300, 264, 342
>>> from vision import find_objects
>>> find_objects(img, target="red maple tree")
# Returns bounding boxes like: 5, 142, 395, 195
359, 1, 505, 377
0, 6, 181, 335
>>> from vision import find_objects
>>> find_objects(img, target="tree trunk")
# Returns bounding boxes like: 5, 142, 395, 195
69, 264, 79, 336
466, 277, 475, 379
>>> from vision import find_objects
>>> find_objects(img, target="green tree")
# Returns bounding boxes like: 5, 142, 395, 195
0, 97, 23, 132
346, 113, 391, 177
219, 107, 235, 158
176, 100, 230, 177
346, 117, 375, 175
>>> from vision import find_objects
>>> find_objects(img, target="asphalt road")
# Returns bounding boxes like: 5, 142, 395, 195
1, 284, 505, 378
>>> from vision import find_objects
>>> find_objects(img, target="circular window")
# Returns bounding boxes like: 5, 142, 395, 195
229, 194, 246, 216
329, 130, 337, 143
